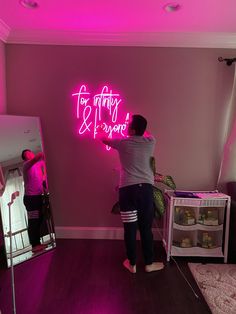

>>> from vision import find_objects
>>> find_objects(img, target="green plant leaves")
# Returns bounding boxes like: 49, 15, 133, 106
153, 186, 165, 218
155, 173, 176, 190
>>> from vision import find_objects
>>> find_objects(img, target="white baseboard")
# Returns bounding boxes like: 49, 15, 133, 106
55, 226, 162, 241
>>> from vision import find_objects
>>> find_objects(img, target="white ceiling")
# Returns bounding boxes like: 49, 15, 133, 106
0, 115, 42, 167
0, 0, 236, 47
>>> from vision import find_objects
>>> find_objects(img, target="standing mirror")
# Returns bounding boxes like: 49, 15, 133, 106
0, 115, 56, 267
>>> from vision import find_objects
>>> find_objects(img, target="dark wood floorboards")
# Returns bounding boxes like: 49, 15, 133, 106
0, 239, 211, 314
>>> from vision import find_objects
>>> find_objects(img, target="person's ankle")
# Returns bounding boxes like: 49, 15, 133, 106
123, 259, 136, 274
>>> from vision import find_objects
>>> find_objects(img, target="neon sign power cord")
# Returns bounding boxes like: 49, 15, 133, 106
153, 220, 200, 300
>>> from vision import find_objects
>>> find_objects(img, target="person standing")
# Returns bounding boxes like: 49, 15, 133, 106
22, 149, 46, 253
101, 115, 164, 273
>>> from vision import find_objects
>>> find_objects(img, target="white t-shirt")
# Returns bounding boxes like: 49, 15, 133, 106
106, 135, 156, 188
23, 160, 44, 195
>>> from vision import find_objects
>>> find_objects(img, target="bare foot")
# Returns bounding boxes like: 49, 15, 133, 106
32, 244, 47, 253
145, 262, 164, 273
123, 259, 136, 274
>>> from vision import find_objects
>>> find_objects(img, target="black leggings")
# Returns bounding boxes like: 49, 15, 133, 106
23, 195, 43, 247
119, 183, 154, 265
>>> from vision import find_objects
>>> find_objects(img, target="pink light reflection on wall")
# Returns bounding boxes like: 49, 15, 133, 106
72, 85, 130, 150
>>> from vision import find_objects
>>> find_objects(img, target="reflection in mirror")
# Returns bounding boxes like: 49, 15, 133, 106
0, 115, 56, 267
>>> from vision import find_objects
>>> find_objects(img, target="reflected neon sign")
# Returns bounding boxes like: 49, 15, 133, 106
72, 85, 130, 146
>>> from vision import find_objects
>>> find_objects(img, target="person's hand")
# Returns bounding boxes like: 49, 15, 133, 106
38, 152, 44, 159
144, 130, 151, 137
96, 124, 107, 139
34, 152, 44, 162
96, 124, 104, 132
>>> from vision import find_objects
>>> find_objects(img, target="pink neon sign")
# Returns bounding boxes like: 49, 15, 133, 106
72, 85, 130, 148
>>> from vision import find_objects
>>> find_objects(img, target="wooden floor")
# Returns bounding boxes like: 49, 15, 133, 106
0, 239, 211, 314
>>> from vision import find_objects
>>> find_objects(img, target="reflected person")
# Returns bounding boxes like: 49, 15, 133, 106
21, 149, 47, 253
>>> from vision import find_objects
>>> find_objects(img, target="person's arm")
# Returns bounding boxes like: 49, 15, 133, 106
41, 160, 48, 192
102, 136, 122, 149
96, 125, 120, 148
102, 137, 113, 146
24, 152, 44, 169
96, 125, 108, 141
144, 130, 154, 138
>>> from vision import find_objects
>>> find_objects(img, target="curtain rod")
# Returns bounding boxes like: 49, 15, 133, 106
218, 57, 236, 66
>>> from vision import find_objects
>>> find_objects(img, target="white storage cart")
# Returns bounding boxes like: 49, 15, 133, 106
163, 190, 231, 263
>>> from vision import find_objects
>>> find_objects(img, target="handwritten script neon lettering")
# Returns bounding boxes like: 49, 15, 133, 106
72, 85, 129, 149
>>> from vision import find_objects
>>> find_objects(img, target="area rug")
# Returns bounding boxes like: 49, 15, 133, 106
188, 263, 236, 314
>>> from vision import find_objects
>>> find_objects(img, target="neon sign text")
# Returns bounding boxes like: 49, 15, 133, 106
72, 85, 129, 148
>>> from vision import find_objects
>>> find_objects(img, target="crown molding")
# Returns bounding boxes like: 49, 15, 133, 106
0, 19, 10, 42
4, 28, 236, 48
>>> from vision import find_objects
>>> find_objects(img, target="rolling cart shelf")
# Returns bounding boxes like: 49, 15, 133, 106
173, 223, 224, 231
171, 246, 224, 258
163, 190, 231, 263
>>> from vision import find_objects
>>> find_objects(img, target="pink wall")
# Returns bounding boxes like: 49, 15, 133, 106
0, 40, 6, 114
5, 44, 236, 228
